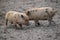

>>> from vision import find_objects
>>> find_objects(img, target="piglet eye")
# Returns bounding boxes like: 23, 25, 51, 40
21, 15, 24, 18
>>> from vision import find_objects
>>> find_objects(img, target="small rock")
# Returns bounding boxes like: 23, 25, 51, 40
38, 37, 41, 39
47, 35, 52, 38
10, 36, 14, 38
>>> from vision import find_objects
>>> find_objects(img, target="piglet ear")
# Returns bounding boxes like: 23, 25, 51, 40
27, 11, 30, 15
21, 15, 24, 18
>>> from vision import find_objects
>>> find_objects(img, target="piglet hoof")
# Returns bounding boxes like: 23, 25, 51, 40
51, 21, 56, 26
18, 24, 23, 29
13, 25, 17, 28
50, 20, 56, 26
47, 22, 56, 27
20, 26, 23, 30
35, 23, 40, 27
52, 22, 56, 26
38, 23, 40, 26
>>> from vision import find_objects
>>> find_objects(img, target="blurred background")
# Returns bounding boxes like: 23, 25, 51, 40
0, 0, 60, 40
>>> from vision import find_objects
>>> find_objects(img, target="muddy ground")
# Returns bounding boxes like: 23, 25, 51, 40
0, 0, 60, 40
